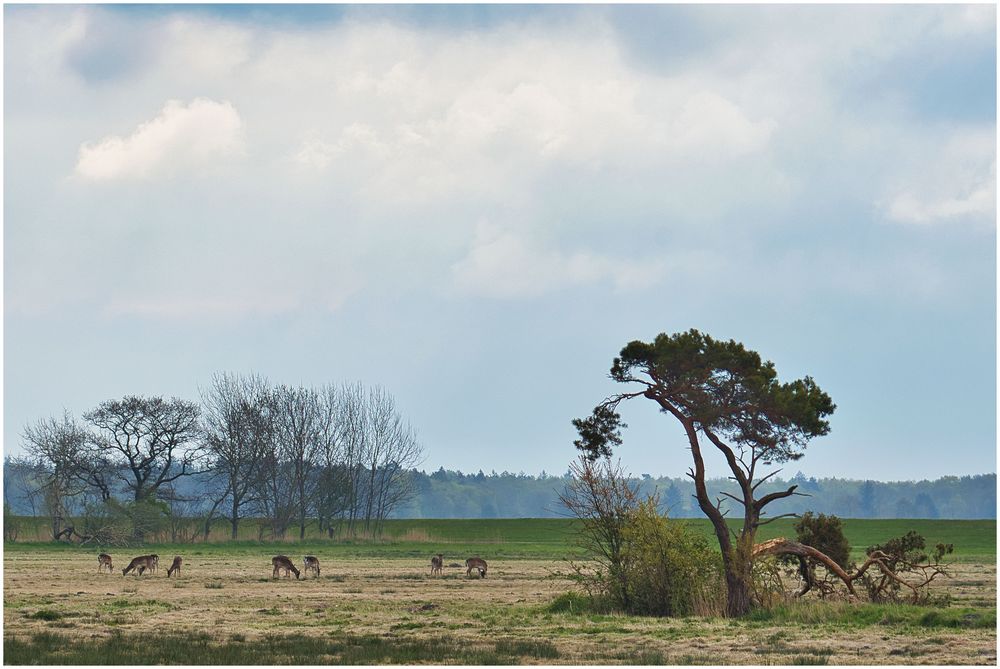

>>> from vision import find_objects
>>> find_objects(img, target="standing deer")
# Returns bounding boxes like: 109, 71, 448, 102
97, 553, 113, 573
272, 555, 301, 579
122, 555, 156, 576
465, 557, 488, 578
303, 556, 320, 577
430, 554, 443, 575
166, 556, 183, 577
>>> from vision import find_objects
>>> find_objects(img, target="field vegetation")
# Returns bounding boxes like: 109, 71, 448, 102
6, 517, 994, 560
3, 518, 996, 665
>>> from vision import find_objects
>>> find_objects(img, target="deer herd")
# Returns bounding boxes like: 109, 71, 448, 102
98, 552, 488, 581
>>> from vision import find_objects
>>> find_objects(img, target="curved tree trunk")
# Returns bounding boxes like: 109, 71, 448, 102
753, 537, 858, 595
752, 537, 943, 602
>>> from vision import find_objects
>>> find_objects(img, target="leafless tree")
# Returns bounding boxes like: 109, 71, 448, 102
340, 383, 368, 534
358, 386, 422, 533
201, 373, 274, 539
21, 413, 106, 539
558, 455, 640, 607
255, 447, 296, 539
160, 483, 199, 543
314, 383, 351, 537
273, 384, 326, 540
84, 396, 202, 503
257, 381, 423, 538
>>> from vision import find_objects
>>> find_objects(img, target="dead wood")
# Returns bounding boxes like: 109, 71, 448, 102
752, 537, 950, 603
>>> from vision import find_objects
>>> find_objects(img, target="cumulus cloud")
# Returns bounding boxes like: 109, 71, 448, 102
887, 180, 995, 225
882, 129, 996, 226
451, 223, 667, 299
268, 19, 777, 211
75, 98, 243, 180
4, 5, 994, 320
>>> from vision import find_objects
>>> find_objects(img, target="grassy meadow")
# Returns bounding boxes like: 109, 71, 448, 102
3, 518, 996, 664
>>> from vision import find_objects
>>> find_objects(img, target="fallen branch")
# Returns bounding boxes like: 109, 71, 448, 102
752, 537, 950, 603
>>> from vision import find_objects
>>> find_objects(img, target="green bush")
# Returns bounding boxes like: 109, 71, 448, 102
794, 512, 850, 569
560, 457, 724, 617
860, 531, 953, 604
619, 499, 723, 616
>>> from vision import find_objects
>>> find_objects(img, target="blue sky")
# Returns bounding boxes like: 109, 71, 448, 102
4, 4, 996, 481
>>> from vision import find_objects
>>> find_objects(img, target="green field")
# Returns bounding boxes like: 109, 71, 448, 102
6, 517, 994, 561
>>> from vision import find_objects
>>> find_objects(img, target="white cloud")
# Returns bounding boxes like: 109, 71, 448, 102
268, 20, 777, 205
75, 98, 244, 180
666, 91, 775, 157
103, 295, 299, 321
882, 130, 996, 226
887, 180, 995, 225
451, 223, 667, 299
4, 5, 994, 320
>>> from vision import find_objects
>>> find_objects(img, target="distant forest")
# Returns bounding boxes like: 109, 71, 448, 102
5, 459, 994, 520
395, 469, 996, 519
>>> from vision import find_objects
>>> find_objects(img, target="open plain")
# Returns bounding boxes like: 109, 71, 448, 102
4, 520, 997, 665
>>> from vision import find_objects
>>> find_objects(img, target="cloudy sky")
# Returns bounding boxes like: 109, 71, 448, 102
5, 4, 996, 481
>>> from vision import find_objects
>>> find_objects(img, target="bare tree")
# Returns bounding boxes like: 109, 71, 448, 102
338, 382, 368, 534
201, 373, 273, 539
273, 384, 325, 540
254, 430, 296, 540
558, 455, 640, 608
21, 413, 105, 539
160, 483, 199, 543
314, 384, 351, 537
360, 386, 422, 533
84, 396, 202, 503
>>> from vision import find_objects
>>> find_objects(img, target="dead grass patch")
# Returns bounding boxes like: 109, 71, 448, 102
3, 549, 996, 664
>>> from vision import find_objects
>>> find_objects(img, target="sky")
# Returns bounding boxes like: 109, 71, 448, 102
4, 4, 996, 482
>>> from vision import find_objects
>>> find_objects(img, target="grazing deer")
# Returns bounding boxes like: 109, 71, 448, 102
122, 555, 156, 576
303, 556, 320, 577
465, 557, 488, 578
97, 553, 113, 573
272, 555, 301, 580
430, 554, 443, 575
166, 556, 183, 577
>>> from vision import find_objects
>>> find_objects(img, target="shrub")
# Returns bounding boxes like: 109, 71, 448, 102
558, 456, 724, 617
620, 499, 724, 616
860, 531, 953, 604
794, 512, 850, 569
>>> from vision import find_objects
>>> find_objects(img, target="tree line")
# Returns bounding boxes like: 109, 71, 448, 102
6, 460, 993, 524
395, 469, 996, 519
7, 373, 423, 543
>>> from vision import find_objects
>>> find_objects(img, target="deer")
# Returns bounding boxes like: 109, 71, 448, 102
465, 557, 488, 578
97, 553, 113, 573
166, 556, 183, 577
303, 556, 320, 577
122, 554, 157, 576
272, 555, 301, 580
430, 554, 443, 576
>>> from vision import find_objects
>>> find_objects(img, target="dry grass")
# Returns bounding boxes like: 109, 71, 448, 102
3, 550, 996, 664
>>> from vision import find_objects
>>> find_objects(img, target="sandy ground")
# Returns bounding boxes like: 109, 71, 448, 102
4, 550, 996, 664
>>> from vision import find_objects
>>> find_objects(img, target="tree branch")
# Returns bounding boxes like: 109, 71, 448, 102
751, 468, 784, 492
753, 484, 799, 512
